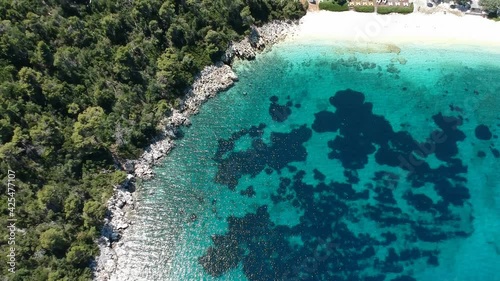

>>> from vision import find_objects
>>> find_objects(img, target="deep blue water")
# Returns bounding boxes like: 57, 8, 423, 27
112, 42, 500, 281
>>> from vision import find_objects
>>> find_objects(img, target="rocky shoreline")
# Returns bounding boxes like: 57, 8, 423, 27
92, 20, 298, 281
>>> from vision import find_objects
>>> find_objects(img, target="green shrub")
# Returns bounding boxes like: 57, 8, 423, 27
354, 5, 376, 12
39, 228, 69, 253
377, 3, 414, 14
319, 1, 350, 11
488, 13, 500, 21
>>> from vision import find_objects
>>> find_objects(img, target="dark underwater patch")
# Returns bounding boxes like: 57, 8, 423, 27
475, 124, 492, 140
390, 276, 416, 281
404, 192, 434, 212
313, 169, 325, 181
491, 147, 500, 158
430, 114, 465, 161
315, 89, 400, 170
427, 254, 439, 266
214, 125, 312, 188
240, 186, 256, 197
269, 96, 293, 122
312, 110, 339, 132
248, 123, 266, 138
344, 169, 360, 183
366, 275, 386, 281
434, 179, 470, 206
198, 234, 242, 277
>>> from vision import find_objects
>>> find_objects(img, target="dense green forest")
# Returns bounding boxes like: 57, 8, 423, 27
0, 0, 306, 279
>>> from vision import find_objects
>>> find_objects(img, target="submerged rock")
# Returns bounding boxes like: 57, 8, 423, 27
475, 124, 492, 140
491, 147, 500, 158
269, 96, 292, 122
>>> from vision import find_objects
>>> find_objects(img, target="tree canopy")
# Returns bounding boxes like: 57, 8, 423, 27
0, 0, 306, 279
480, 0, 500, 15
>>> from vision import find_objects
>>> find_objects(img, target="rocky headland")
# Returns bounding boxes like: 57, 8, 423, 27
92, 20, 298, 281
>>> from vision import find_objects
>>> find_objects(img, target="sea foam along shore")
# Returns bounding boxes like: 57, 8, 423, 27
92, 20, 298, 281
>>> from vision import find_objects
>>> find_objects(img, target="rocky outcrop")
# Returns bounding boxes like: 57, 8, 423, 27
223, 21, 298, 62
181, 63, 239, 115
92, 175, 135, 279
133, 62, 237, 180
92, 20, 298, 281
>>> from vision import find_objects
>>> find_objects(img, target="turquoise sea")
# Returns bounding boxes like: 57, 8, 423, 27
114, 42, 500, 281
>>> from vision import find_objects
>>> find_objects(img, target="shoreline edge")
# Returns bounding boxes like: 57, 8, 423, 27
92, 20, 299, 281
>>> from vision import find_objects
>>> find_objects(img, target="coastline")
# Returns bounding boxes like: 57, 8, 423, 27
92, 9, 500, 281
92, 20, 298, 281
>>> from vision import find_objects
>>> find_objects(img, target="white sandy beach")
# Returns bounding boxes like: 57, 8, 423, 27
291, 11, 500, 49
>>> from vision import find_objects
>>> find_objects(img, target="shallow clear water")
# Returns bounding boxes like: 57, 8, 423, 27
113, 42, 500, 281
